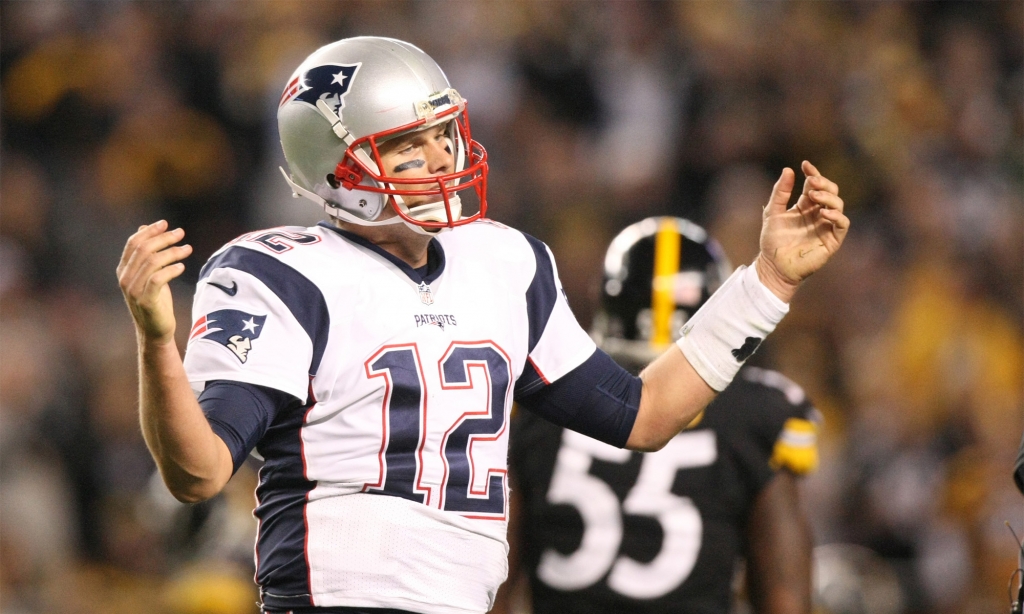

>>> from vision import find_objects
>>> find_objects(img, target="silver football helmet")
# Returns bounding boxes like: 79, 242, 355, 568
277, 36, 488, 234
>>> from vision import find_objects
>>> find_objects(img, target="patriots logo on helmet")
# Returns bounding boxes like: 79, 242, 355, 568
279, 63, 361, 116
189, 309, 267, 363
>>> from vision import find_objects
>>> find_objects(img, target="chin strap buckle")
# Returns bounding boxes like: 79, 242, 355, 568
334, 163, 364, 190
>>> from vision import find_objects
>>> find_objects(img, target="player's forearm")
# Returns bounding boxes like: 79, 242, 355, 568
138, 337, 232, 503
627, 346, 716, 451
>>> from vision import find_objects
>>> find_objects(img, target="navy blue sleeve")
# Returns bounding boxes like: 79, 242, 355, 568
198, 380, 301, 473
515, 349, 640, 448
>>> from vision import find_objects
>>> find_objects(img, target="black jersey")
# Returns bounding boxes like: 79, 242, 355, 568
509, 367, 819, 614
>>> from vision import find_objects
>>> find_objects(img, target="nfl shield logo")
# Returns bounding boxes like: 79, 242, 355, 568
418, 282, 434, 305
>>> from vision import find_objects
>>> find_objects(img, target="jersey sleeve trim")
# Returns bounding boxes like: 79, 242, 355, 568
527, 357, 550, 385
513, 358, 545, 399
522, 233, 558, 353
200, 246, 330, 376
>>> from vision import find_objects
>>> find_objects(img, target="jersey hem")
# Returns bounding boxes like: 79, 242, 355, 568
262, 593, 485, 614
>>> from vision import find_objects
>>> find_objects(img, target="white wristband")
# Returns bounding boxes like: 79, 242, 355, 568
675, 264, 789, 391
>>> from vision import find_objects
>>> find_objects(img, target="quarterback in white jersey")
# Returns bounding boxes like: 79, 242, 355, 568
117, 36, 849, 614
184, 220, 597, 611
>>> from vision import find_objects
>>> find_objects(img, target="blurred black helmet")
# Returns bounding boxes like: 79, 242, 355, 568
592, 217, 731, 370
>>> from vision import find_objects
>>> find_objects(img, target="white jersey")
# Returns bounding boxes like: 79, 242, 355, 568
183, 220, 596, 613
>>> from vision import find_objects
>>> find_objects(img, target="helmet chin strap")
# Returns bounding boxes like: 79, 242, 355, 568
280, 167, 465, 234
391, 192, 463, 235
279, 167, 404, 227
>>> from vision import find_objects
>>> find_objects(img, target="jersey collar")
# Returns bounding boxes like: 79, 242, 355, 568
318, 222, 446, 285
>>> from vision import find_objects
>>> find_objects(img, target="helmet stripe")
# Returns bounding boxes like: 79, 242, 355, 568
279, 76, 301, 108
651, 218, 681, 347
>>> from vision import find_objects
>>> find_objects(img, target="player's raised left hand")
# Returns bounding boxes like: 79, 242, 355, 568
755, 161, 848, 302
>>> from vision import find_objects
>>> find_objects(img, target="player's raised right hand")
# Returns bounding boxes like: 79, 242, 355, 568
117, 220, 193, 346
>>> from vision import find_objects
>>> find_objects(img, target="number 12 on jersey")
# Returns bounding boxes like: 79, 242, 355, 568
364, 342, 511, 519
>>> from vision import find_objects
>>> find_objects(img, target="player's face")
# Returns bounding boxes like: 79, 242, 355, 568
377, 123, 455, 209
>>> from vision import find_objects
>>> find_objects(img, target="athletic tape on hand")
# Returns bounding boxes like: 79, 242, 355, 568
676, 264, 789, 391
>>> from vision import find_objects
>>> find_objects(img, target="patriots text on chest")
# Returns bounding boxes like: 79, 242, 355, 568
413, 313, 458, 330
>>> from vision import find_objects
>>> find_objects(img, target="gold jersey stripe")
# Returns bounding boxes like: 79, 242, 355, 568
769, 417, 819, 475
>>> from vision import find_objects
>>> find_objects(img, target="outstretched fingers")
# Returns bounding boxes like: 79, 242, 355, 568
117, 221, 193, 344
119, 221, 168, 274
128, 243, 193, 302
800, 161, 837, 194
796, 162, 841, 217
123, 225, 185, 275
819, 207, 851, 244
765, 167, 796, 216
800, 160, 819, 180
806, 182, 846, 241
807, 188, 844, 213
142, 260, 188, 302
118, 221, 192, 303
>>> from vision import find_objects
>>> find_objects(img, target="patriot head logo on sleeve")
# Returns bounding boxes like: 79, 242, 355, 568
280, 63, 361, 115
189, 309, 267, 363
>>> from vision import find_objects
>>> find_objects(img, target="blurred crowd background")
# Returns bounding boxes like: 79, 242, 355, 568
1, 2, 1021, 613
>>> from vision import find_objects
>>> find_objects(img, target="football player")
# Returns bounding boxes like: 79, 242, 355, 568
116, 37, 848, 614
493, 217, 820, 614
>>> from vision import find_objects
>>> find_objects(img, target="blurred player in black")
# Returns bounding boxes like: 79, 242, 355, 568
494, 217, 820, 614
